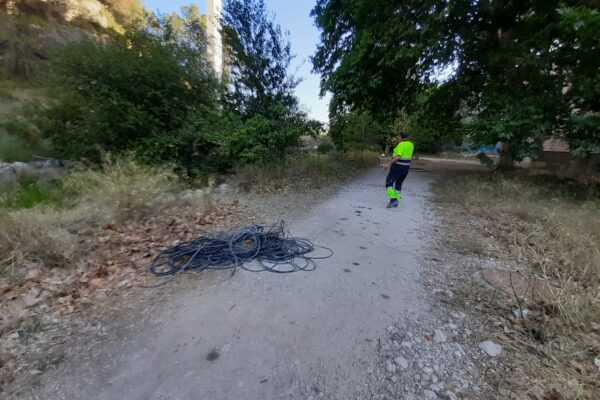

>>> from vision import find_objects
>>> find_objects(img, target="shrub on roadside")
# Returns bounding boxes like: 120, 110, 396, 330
0, 134, 33, 162
0, 179, 64, 209
432, 175, 600, 399
0, 158, 180, 272
39, 16, 220, 167
0, 207, 79, 271
64, 158, 178, 220
235, 150, 379, 190
317, 142, 333, 154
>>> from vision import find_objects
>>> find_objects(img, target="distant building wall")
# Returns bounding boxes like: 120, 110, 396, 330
206, 0, 223, 79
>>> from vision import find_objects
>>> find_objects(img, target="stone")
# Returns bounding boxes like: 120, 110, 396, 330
394, 356, 409, 369
11, 161, 34, 175
423, 389, 438, 399
512, 308, 530, 318
433, 329, 447, 343
433, 289, 454, 301
479, 340, 502, 357
386, 360, 397, 373
479, 269, 554, 301
218, 183, 232, 193
429, 383, 443, 392
423, 367, 434, 375
594, 357, 600, 371
440, 391, 459, 400
0, 166, 17, 186
401, 341, 412, 348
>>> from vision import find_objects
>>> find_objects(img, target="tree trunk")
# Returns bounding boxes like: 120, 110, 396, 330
497, 150, 514, 170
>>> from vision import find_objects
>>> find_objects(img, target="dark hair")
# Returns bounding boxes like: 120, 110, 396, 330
399, 132, 409, 139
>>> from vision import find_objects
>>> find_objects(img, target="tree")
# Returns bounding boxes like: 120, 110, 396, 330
312, 0, 600, 164
222, 0, 299, 119
41, 13, 221, 170
329, 108, 392, 151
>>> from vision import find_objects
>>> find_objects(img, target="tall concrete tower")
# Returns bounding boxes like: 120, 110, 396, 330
206, 0, 223, 79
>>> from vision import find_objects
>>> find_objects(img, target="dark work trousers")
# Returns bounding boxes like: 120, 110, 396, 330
385, 163, 410, 193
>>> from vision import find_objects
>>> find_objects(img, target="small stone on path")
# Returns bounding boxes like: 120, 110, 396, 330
478, 340, 502, 357
423, 389, 438, 399
433, 329, 447, 343
386, 359, 397, 373
394, 356, 409, 369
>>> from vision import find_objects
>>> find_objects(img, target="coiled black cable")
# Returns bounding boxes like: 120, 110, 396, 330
145, 221, 332, 285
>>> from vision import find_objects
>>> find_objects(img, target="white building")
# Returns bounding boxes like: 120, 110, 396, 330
206, 0, 223, 79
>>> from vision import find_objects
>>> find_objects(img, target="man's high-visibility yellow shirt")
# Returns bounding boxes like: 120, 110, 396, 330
393, 141, 414, 165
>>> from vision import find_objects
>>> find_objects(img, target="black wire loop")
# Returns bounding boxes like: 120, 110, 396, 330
147, 221, 333, 279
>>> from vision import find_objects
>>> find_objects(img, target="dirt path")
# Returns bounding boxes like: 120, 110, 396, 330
19, 167, 490, 400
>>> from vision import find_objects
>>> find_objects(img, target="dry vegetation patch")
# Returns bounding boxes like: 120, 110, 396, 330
432, 175, 600, 399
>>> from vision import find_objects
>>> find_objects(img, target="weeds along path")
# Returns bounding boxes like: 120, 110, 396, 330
18, 166, 488, 400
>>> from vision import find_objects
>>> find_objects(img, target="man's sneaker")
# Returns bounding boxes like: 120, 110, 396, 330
386, 198, 399, 208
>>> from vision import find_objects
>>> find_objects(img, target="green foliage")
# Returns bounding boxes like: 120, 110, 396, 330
329, 110, 392, 151
39, 14, 220, 169
312, 0, 600, 164
0, 180, 65, 209
222, 0, 299, 119
317, 142, 334, 154
1, 109, 51, 162
0, 134, 33, 162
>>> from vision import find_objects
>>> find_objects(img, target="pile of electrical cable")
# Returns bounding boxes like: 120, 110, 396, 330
147, 221, 332, 282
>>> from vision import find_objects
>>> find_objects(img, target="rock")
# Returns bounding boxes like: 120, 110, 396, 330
512, 308, 530, 318
594, 357, 600, 371
439, 391, 459, 400
446, 323, 458, 329
7, 331, 20, 340
394, 356, 409, 369
218, 183, 232, 193
423, 389, 438, 399
386, 360, 397, 373
11, 161, 34, 175
433, 329, 447, 343
429, 383, 444, 392
479, 340, 502, 357
422, 367, 434, 375
401, 341, 412, 348
25, 269, 41, 281
433, 289, 454, 302
0, 166, 17, 186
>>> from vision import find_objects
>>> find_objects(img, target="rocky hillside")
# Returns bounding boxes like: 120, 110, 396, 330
0, 0, 143, 78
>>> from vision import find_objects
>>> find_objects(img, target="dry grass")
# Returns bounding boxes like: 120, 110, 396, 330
0, 207, 79, 277
234, 151, 380, 191
64, 158, 178, 220
432, 175, 600, 399
0, 159, 179, 274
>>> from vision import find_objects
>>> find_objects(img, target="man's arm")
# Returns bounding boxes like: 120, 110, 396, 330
384, 156, 400, 169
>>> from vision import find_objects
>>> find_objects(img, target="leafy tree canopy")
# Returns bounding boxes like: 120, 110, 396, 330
222, 0, 300, 120
312, 0, 600, 160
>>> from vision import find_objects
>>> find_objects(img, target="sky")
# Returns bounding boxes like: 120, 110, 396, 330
142, 0, 331, 123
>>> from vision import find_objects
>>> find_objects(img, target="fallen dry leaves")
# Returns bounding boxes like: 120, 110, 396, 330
0, 201, 243, 387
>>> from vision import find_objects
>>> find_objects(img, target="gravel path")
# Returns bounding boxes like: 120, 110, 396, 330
16, 167, 494, 400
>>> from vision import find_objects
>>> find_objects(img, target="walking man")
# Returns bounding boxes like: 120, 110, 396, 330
383, 132, 414, 208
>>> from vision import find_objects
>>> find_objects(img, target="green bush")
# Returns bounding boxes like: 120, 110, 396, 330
0, 134, 33, 162
0, 180, 65, 209
40, 17, 220, 167
317, 142, 334, 154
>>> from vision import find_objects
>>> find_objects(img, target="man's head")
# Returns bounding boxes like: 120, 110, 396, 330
397, 132, 410, 142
